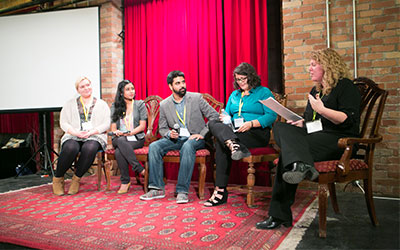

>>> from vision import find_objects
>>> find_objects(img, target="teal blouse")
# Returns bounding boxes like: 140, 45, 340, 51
225, 86, 277, 128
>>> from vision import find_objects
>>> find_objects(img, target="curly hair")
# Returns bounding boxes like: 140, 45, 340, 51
233, 62, 261, 90
112, 80, 135, 122
311, 48, 351, 95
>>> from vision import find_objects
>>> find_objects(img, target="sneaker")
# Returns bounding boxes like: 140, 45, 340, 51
176, 193, 189, 204
282, 162, 319, 184
225, 139, 251, 160
139, 189, 165, 200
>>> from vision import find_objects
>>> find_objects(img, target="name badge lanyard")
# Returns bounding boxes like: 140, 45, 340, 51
238, 92, 245, 117
80, 96, 90, 122
175, 105, 186, 127
312, 92, 324, 121
124, 102, 134, 131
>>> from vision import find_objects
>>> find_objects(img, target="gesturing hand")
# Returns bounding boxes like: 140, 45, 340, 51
308, 94, 325, 114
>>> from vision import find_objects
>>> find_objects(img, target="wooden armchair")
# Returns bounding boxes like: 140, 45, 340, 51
313, 77, 388, 237
272, 77, 388, 237
227, 92, 287, 207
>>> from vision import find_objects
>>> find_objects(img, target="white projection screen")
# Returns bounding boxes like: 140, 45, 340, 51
0, 7, 101, 112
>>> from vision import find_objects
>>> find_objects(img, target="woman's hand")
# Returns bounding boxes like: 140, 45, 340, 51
236, 121, 252, 133
287, 119, 304, 127
308, 94, 325, 114
75, 131, 90, 138
113, 130, 124, 137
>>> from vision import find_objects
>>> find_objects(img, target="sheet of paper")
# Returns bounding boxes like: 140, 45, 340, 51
259, 97, 303, 121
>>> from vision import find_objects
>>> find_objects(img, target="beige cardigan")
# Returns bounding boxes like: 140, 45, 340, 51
60, 97, 110, 150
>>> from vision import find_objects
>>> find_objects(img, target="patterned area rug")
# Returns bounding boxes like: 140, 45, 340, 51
0, 176, 316, 250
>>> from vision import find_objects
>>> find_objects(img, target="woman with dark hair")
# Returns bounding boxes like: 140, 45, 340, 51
111, 80, 147, 194
205, 62, 277, 206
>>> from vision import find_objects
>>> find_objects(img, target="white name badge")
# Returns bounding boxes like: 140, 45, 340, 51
81, 121, 93, 131
234, 118, 244, 128
179, 128, 191, 137
127, 135, 137, 141
306, 119, 323, 134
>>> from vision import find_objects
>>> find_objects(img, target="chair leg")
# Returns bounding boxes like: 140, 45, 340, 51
144, 162, 149, 193
96, 152, 102, 191
364, 178, 379, 226
246, 162, 256, 208
198, 163, 206, 199
328, 183, 339, 214
103, 155, 111, 191
318, 183, 328, 238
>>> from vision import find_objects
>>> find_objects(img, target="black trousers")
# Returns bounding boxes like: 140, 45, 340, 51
112, 136, 145, 184
208, 120, 271, 187
56, 139, 101, 178
268, 122, 346, 222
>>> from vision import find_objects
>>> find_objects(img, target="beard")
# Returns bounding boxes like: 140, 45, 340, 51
173, 87, 186, 97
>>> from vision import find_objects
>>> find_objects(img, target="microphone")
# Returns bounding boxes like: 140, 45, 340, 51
173, 124, 180, 134
108, 131, 130, 136
171, 124, 180, 142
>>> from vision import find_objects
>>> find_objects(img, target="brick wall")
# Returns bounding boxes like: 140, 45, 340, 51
282, 0, 399, 197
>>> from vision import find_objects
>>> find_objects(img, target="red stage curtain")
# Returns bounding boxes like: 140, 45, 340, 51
125, 0, 268, 103
124, 0, 270, 186
125, 0, 225, 101
223, 0, 268, 97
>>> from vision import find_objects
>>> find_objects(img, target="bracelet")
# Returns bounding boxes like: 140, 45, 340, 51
250, 120, 254, 128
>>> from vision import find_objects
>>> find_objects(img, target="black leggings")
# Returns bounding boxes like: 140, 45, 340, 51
112, 136, 145, 184
209, 120, 271, 187
55, 139, 101, 178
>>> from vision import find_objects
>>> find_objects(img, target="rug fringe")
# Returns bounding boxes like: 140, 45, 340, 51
276, 198, 318, 250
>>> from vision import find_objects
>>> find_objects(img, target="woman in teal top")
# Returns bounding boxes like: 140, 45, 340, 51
205, 62, 277, 206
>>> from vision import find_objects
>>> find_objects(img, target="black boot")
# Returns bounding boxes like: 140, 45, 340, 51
282, 162, 319, 184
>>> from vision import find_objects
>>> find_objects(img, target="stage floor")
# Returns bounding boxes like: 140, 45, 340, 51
0, 174, 398, 250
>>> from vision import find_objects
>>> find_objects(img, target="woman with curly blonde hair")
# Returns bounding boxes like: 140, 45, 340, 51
256, 48, 361, 230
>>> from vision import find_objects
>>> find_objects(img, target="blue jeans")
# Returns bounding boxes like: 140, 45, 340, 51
148, 137, 205, 194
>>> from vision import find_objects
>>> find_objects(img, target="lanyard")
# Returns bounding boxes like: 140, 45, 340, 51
175, 105, 186, 126
124, 102, 134, 130
80, 96, 90, 122
238, 92, 245, 117
312, 92, 324, 121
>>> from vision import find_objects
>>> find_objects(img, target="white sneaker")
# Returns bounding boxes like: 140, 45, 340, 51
139, 189, 165, 200
176, 193, 189, 204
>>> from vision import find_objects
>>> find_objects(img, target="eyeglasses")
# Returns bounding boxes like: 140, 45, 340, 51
235, 77, 247, 82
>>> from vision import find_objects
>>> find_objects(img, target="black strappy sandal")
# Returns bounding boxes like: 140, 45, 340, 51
204, 188, 228, 207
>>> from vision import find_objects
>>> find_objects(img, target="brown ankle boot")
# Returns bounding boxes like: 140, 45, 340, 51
68, 175, 81, 195
52, 177, 65, 196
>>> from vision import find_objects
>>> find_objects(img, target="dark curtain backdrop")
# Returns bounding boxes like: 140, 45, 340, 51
125, 0, 271, 186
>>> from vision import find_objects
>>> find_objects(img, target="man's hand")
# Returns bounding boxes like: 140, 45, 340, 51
170, 129, 179, 139
189, 134, 204, 141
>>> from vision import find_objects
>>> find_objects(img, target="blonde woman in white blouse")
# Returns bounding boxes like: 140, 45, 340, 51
52, 76, 110, 196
